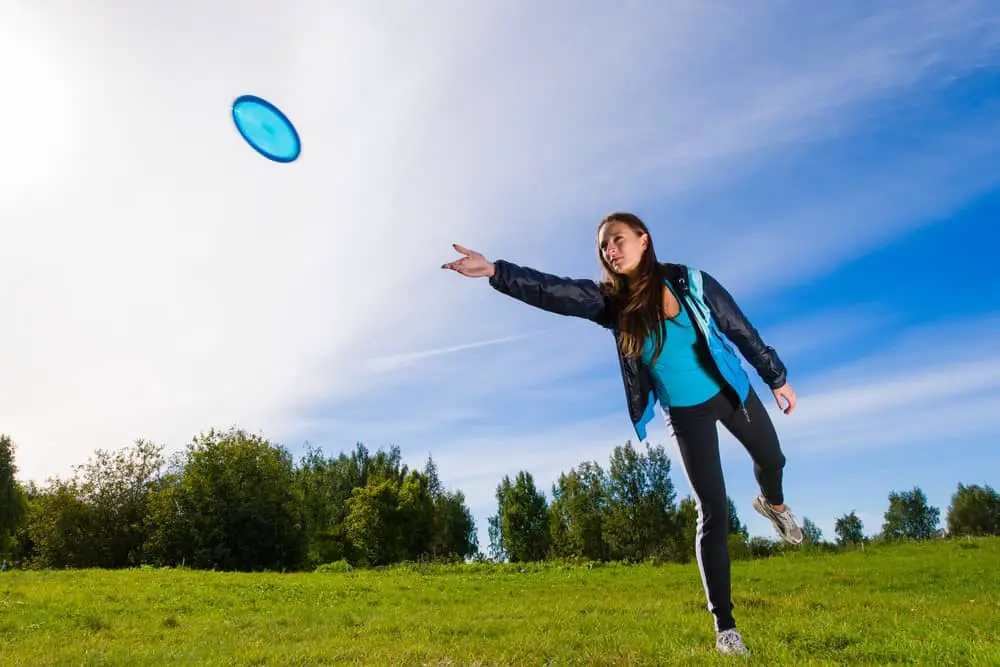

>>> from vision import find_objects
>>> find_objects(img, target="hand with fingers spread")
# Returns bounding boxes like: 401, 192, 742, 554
441, 243, 496, 278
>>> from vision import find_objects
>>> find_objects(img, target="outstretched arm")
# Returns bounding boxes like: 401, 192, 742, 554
489, 259, 612, 327
442, 244, 611, 327
700, 270, 789, 391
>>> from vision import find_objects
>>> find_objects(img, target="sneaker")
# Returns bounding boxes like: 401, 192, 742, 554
716, 628, 750, 656
753, 494, 804, 545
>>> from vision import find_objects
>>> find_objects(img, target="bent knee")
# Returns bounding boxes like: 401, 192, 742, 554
758, 450, 786, 472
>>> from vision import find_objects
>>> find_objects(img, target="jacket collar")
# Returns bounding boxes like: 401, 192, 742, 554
659, 262, 689, 296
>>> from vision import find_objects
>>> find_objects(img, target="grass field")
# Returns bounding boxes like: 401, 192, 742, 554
1, 538, 998, 666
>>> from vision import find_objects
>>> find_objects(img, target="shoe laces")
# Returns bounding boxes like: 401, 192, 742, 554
718, 629, 745, 648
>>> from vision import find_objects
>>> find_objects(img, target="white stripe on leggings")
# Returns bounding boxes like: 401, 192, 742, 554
666, 412, 717, 630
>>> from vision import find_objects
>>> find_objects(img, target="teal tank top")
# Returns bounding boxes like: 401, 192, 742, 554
640, 283, 726, 408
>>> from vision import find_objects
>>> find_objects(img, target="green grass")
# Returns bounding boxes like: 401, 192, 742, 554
1, 539, 998, 665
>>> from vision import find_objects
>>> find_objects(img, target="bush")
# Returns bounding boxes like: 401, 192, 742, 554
315, 558, 353, 573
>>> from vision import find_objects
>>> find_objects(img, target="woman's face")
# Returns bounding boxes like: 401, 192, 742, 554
598, 221, 648, 275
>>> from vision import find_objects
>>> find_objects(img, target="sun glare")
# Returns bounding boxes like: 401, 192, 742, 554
0, 13, 81, 203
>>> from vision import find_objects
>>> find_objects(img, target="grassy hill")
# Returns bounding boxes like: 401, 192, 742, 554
1, 538, 998, 665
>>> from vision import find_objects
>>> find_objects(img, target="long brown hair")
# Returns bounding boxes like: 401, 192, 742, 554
596, 212, 668, 364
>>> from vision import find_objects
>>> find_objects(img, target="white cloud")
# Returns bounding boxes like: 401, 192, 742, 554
746, 317, 1000, 455
2, 1, 998, 489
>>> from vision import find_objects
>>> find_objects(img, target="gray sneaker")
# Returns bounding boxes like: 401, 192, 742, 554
753, 494, 804, 545
716, 628, 750, 656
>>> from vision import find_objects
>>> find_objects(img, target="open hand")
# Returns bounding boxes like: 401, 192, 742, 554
441, 244, 495, 278
772, 382, 797, 415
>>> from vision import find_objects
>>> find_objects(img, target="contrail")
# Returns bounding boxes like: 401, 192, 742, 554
369, 331, 547, 371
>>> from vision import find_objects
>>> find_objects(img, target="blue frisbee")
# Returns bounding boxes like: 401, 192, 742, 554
231, 94, 300, 162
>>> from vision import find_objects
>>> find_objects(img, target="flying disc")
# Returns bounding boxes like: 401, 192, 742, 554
231, 94, 301, 162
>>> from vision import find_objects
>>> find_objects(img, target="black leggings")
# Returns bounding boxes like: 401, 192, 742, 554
668, 386, 786, 632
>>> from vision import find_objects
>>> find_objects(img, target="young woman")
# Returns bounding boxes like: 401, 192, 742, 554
442, 212, 804, 656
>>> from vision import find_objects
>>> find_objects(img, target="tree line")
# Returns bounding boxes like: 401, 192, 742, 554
487, 440, 1000, 563
1, 433, 998, 571
0, 430, 477, 571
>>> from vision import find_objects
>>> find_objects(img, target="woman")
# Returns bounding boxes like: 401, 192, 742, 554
442, 212, 803, 656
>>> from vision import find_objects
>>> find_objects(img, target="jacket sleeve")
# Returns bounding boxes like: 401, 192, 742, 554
488, 259, 613, 328
700, 270, 788, 389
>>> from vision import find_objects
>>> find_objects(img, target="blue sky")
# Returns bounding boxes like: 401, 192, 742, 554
2, 2, 999, 552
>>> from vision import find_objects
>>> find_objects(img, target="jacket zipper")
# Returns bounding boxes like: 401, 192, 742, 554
683, 281, 752, 423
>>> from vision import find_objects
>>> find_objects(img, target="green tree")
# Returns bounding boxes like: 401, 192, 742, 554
8, 481, 40, 566
432, 489, 479, 561
834, 510, 864, 546
946, 483, 1000, 537
672, 496, 699, 563
423, 455, 478, 562
487, 513, 505, 562
345, 478, 403, 567
603, 441, 676, 561
27, 476, 97, 569
143, 468, 190, 567
490, 471, 550, 563
727, 496, 748, 539
0, 435, 28, 560
294, 444, 347, 567
77, 439, 165, 568
341, 463, 473, 567
144, 427, 306, 571
293, 443, 378, 566
424, 455, 444, 499
549, 461, 609, 561
398, 469, 435, 561
801, 517, 823, 545
362, 444, 409, 487
881, 487, 940, 541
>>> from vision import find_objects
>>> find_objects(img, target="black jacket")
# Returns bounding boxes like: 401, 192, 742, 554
488, 258, 787, 439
